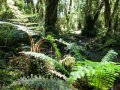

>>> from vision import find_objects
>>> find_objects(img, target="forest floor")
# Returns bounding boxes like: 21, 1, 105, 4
66, 33, 120, 62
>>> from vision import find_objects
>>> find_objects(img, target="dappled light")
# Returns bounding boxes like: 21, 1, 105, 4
0, 0, 120, 90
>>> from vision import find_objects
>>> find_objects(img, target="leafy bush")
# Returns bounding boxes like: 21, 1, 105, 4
0, 68, 23, 86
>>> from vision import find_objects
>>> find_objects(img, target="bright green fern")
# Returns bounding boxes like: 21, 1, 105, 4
68, 60, 120, 90
46, 35, 61, 60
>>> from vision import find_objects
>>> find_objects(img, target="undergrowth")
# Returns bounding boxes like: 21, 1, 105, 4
68, 50, 120, 90
4, 75, 75, 90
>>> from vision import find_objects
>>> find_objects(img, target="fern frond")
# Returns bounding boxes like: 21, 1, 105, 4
68, 60, 120, 90
46, 35, 61, 59
67, 60, 95, 84
67, 43, 85, 61
20, 51, 69, 75
101, 50, 118, 62
49, 70, 67, 80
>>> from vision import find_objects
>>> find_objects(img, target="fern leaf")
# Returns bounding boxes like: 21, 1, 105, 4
101, 50, 118, 62
20, 51, 69, 75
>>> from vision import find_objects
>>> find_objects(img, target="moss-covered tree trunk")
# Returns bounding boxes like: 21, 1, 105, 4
45, 0, 59, 36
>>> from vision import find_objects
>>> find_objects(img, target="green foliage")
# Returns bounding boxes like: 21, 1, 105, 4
20, 51, 69, 75
101, 50, 118, 62
0, 68, 23, 85
0, 23, 29, 46
0, 11, 14, 20
67, 60, 95, 84
67, 43, 85, 61
0, 0, 11, 19
0, 0, 120, 90
68, 60, 120, 90
0, 69, 13, 84
5, 75, 74, 90
14, 0, 25, 11
46, 35, 61, 60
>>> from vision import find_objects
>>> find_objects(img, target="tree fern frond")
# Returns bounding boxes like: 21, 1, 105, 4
20, 51, 69, 75
49, 70, 67, 80
67, 60, 95, 84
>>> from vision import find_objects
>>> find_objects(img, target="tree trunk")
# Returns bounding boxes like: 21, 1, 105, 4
66, 0, 72, 23
82, 1, 103, 37
105, 0, 119, 36
45, 0, 59, 36
103, 0, 111, 28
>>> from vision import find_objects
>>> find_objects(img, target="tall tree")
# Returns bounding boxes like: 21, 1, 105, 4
66, 0, 72, 23
104, 0, 120, 36
82, 1, 103, 37
45, 0, 59, 36
103, 0, 111, 29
